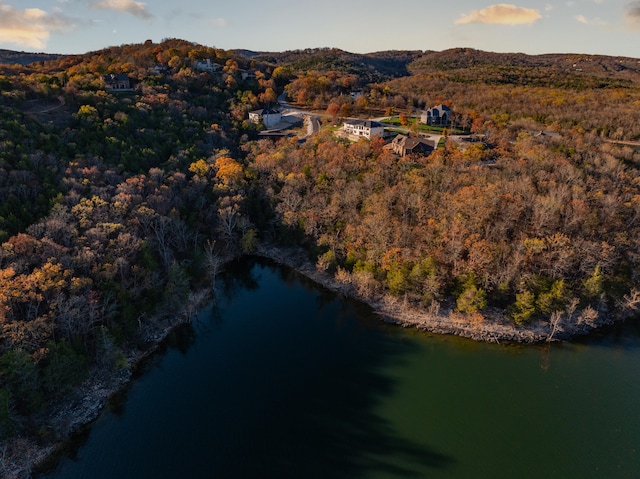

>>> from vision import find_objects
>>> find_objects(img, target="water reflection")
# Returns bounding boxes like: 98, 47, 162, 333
40, 257, 453, 478
207, 258, 454, 478
38, 257, 640, 479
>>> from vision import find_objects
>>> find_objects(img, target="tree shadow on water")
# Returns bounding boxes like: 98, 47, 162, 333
39, 257, 454, 479
224, 336, 453, 478
216, 256, 261, 299
211, 258, 454, 478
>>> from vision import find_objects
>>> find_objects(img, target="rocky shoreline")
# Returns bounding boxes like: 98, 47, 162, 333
255, 244, 636, 344
0, 289, 213, 479
3, 244, 637, 478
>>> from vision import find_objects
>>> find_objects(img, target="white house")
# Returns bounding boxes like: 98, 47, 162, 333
343, 120, 384, 139
193, 59, 220, 73
152, 64, 169, 75
249, 108, 282, 128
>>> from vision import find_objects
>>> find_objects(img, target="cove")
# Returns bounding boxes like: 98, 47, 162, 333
40, 257, 640, 478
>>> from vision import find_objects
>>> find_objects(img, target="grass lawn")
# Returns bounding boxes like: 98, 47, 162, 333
381, 117, 465, 135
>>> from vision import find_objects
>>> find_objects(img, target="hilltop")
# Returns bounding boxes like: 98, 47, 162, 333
247, 48, 424, 82
0, 49, 63, 66
233, 46, 640, 87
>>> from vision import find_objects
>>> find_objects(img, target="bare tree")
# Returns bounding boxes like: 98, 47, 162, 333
150, 216, 174, 269
547, 311, 563, 342
619, 289, 640, 314
204, 240, 222, 288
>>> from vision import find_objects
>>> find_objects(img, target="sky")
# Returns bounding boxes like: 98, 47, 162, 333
1, 1, 639, 58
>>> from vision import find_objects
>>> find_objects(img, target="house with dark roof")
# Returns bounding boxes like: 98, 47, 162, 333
249, 108, 282, 128
391, 134, 437, 157
420, 104, 452, 126
103, 73, 133, 91
343, 119, 384, 139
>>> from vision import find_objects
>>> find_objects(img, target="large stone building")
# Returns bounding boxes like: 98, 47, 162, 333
420, 104, 452, 126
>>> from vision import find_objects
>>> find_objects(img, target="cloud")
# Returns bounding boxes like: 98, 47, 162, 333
206, 18, 227, 28
575, 13, 606, 25
90, 0, 153, 19
575, 15, 607, 27
626, 1, 640, 28
0, 1, 75, 49
455, 4, 542, 25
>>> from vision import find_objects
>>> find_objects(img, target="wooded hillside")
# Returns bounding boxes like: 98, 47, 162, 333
0, 39, 268, 442
0, 42, 639, 467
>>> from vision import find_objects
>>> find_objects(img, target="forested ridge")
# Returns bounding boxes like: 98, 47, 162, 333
1, 41, 640, 475
0, 39, 270, 459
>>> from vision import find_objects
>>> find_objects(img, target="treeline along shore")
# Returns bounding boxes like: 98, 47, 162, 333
1, 39, 640, 477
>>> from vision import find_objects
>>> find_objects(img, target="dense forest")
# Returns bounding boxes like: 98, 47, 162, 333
0, 39, 267, 447
1, 40, 640, 474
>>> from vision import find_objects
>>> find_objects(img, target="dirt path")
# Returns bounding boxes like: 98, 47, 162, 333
605, 139, 640, 147
21, 96, 65, 114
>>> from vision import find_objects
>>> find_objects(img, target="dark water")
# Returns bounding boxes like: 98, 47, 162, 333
41, 257, 640, 478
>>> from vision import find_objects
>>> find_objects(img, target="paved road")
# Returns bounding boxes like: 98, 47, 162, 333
277, 93, 448, 145
306, 115, 320, 136
278, 93, 322, 138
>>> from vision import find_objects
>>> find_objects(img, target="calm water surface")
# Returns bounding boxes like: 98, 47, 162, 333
41, 257, 640, 478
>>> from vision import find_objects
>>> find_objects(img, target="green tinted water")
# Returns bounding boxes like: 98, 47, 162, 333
41, 257, 640, 478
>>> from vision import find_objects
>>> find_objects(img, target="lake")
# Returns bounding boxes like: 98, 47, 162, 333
40, 257, 640, 478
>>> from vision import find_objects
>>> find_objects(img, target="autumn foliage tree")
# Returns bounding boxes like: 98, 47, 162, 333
244, 123, 640, 330
0, 39, 267, 438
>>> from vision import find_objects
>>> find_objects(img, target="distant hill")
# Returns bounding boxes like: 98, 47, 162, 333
239, 46, 640, 88
407, 48, 640, 88
248, 48, 425, 82
0, 49, 63, 65
410, 47, 640, 73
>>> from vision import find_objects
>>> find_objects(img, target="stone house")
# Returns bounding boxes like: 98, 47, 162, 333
420, 104, 452, 126
103, 73, 133, 91
391, 134, 436, 157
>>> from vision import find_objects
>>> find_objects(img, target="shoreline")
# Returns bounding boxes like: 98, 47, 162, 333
1, 287, 216, 479
3, 244, 637, 478
255, 244, 635, 344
